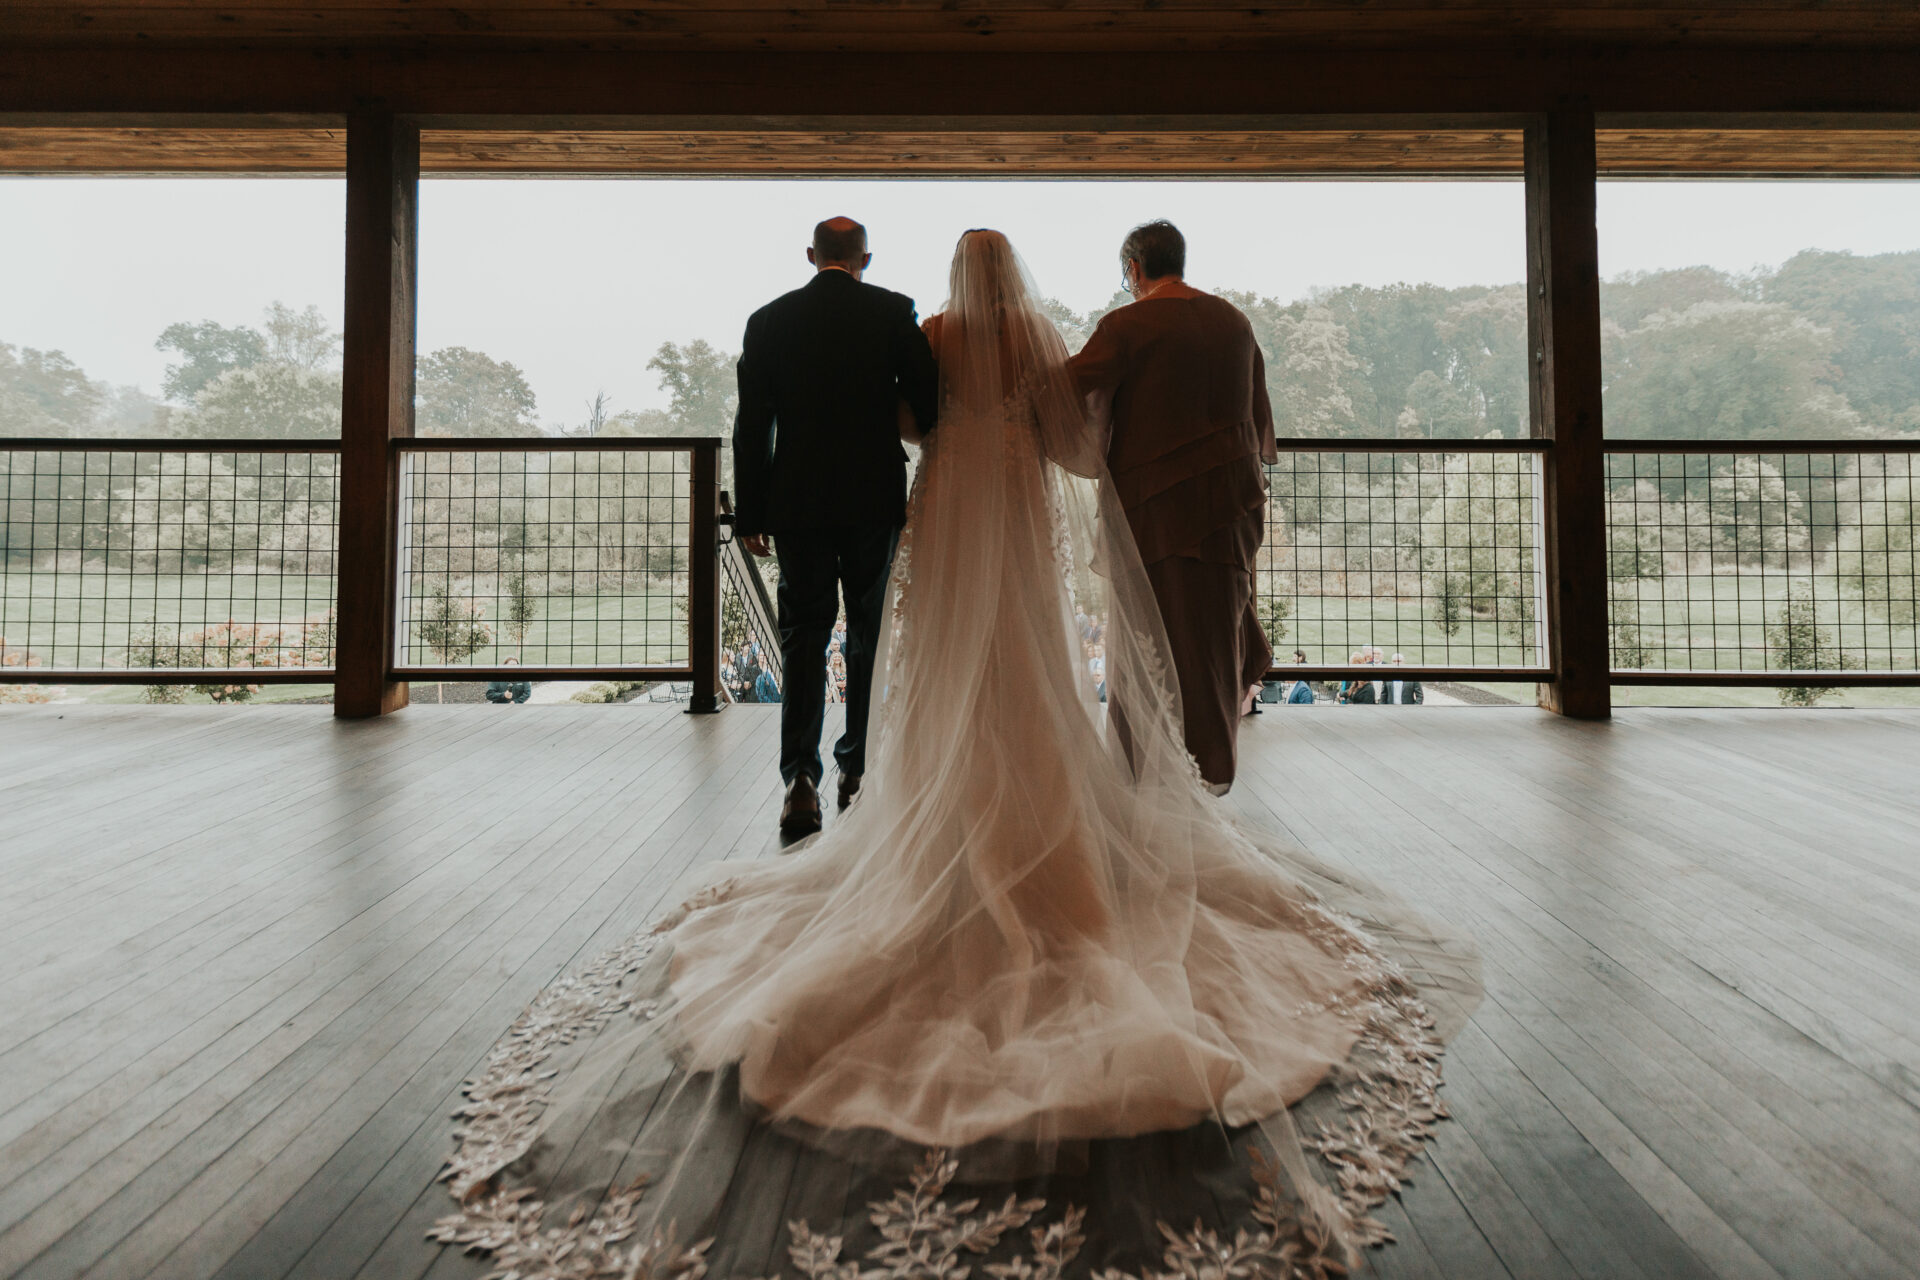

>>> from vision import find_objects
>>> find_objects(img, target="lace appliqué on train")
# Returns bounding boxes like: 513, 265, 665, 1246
429, 913, 1451, 1280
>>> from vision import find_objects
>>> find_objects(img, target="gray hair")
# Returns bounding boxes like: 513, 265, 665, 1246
1120, 220, 1186, 280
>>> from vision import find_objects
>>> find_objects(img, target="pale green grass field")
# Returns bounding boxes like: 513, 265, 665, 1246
7, 570, 1916, 708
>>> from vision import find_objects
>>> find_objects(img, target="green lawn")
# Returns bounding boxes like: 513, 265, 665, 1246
1, 571, 337, 667
1610, 572, 1918, 668
401, 588, 688, 668
1266, 593, 1540, 667
7, 569, 1916, 710
0, 571, 689, 670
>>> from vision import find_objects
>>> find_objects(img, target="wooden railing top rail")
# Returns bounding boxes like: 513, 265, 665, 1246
0, 436, 341, 452
1272, 437, 1551, 452
1601, 438, 1920, 453
395, 435, 722, 452
10, 668, 335, 685
1267, 666, 1552, 682
393, 664, 692, 681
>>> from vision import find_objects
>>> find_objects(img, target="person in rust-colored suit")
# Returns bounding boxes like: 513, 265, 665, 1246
1069, 220, 1276, 791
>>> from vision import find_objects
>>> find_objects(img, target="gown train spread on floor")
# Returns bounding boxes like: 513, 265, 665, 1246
432, 234, 1481, 1280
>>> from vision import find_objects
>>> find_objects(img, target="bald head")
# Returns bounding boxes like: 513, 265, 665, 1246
809, 217, 871, 278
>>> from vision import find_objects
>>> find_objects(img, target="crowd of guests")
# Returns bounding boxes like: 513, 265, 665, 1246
1249, 645, 1425, 710
1075, 611, 1110, 701
723, 613, 1427, 713
722, 636, 784, 704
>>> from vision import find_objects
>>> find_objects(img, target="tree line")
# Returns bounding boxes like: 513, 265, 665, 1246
4, 251, 1916, 693
7, 248, 1919, 442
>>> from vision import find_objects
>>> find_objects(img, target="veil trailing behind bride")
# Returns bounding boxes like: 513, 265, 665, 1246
431, 231, 1481, 1280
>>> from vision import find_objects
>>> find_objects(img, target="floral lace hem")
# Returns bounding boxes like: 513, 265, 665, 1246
428, 902, 1452, 1280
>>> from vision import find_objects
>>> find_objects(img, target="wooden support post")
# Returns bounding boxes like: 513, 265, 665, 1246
334, 112, 418, 718
686, 439, 724, 714
1526, 107, 1612, 720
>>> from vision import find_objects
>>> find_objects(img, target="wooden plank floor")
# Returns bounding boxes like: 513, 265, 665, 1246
1, 703, 1916, 1280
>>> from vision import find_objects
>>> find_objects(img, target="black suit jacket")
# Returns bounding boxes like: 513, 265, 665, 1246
1379, 677, 1424, 705
731, 270, 939, 536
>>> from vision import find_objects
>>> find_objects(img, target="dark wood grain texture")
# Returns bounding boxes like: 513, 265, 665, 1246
1526, 109, 1611, 719
1, 702, 1916, 1279
333, 112, 418, 719
5, 122, 1920, 175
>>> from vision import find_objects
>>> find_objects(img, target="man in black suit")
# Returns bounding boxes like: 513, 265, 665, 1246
733, 217, 939, 837
1380, 653, 1425, 705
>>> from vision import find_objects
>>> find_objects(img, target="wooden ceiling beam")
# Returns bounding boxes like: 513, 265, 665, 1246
5, 46, 1920, 119
5, 122, 1919, 177
5, 3, 1920, 51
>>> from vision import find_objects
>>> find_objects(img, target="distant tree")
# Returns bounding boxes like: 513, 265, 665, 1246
1767, 583, 1857, 706
1434, 287, 1529, 438
1038, 297, 1095, 354
503, 574, 538, 651
156, 320, 267, 402
1605, 301, 1862, 441
1706, 456, 1809, 568
1401, 369, 1476, 439
262, 302, 340, 371
1606, 479, 1675, 581
1257, 594, 1291, 648
1315, 282, 1479, 436
1601, 266, 1749, 330
648, 340, 738, 435
416, 346, 539, 437
598, 407, 675, 436
1432, 572, 1467, 638
98, 384, 167, 436
181, 363, 342, 439
0, 342, 103, 434
1261, 306, 1360, 438
417, 585, 493, 703
159, 304, 341, 438
1417, 451, 1539, 648
1834, 462, 1919, 625
1765, 248, 1920, 433
1608, 593, 1659, 670
582, 390, 612, 437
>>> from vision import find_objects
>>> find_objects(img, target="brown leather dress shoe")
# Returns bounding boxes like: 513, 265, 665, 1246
779, 775, 823, 837
836, 772, 861, 811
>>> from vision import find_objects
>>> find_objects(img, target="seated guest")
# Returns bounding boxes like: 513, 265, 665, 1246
486, 656, 533, 705
1284, 651, 1315, 704
1341, 652, 1377, 705
1381, 652, 1424, 705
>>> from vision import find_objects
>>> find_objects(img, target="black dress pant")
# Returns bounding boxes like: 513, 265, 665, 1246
773, 524, 898, 785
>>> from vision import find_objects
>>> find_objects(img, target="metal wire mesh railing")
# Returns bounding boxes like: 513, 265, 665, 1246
0, 440, 339, 682
1605, 444, 1920, 680
393, 440, 698, 674
1259, 441, 1550, 678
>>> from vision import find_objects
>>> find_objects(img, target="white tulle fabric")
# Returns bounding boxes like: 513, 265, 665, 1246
439, 233, 1480, 1275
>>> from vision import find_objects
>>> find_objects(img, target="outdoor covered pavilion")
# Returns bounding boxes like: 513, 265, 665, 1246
3, 3, 1920, 1279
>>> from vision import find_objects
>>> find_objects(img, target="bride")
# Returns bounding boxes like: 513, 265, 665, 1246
433, 230, 1480, 1280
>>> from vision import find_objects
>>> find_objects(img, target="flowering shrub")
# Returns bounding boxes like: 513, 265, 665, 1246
0, 636, 54, 704
183, 621, 283, 703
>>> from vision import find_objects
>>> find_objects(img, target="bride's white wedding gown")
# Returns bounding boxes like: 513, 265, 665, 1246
433, 235, 1479, 1280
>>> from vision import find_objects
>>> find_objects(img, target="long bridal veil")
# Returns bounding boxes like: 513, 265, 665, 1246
433, 232, 1481, 1280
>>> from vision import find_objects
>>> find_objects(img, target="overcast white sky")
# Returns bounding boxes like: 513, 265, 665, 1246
4, 176, 1917, 429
